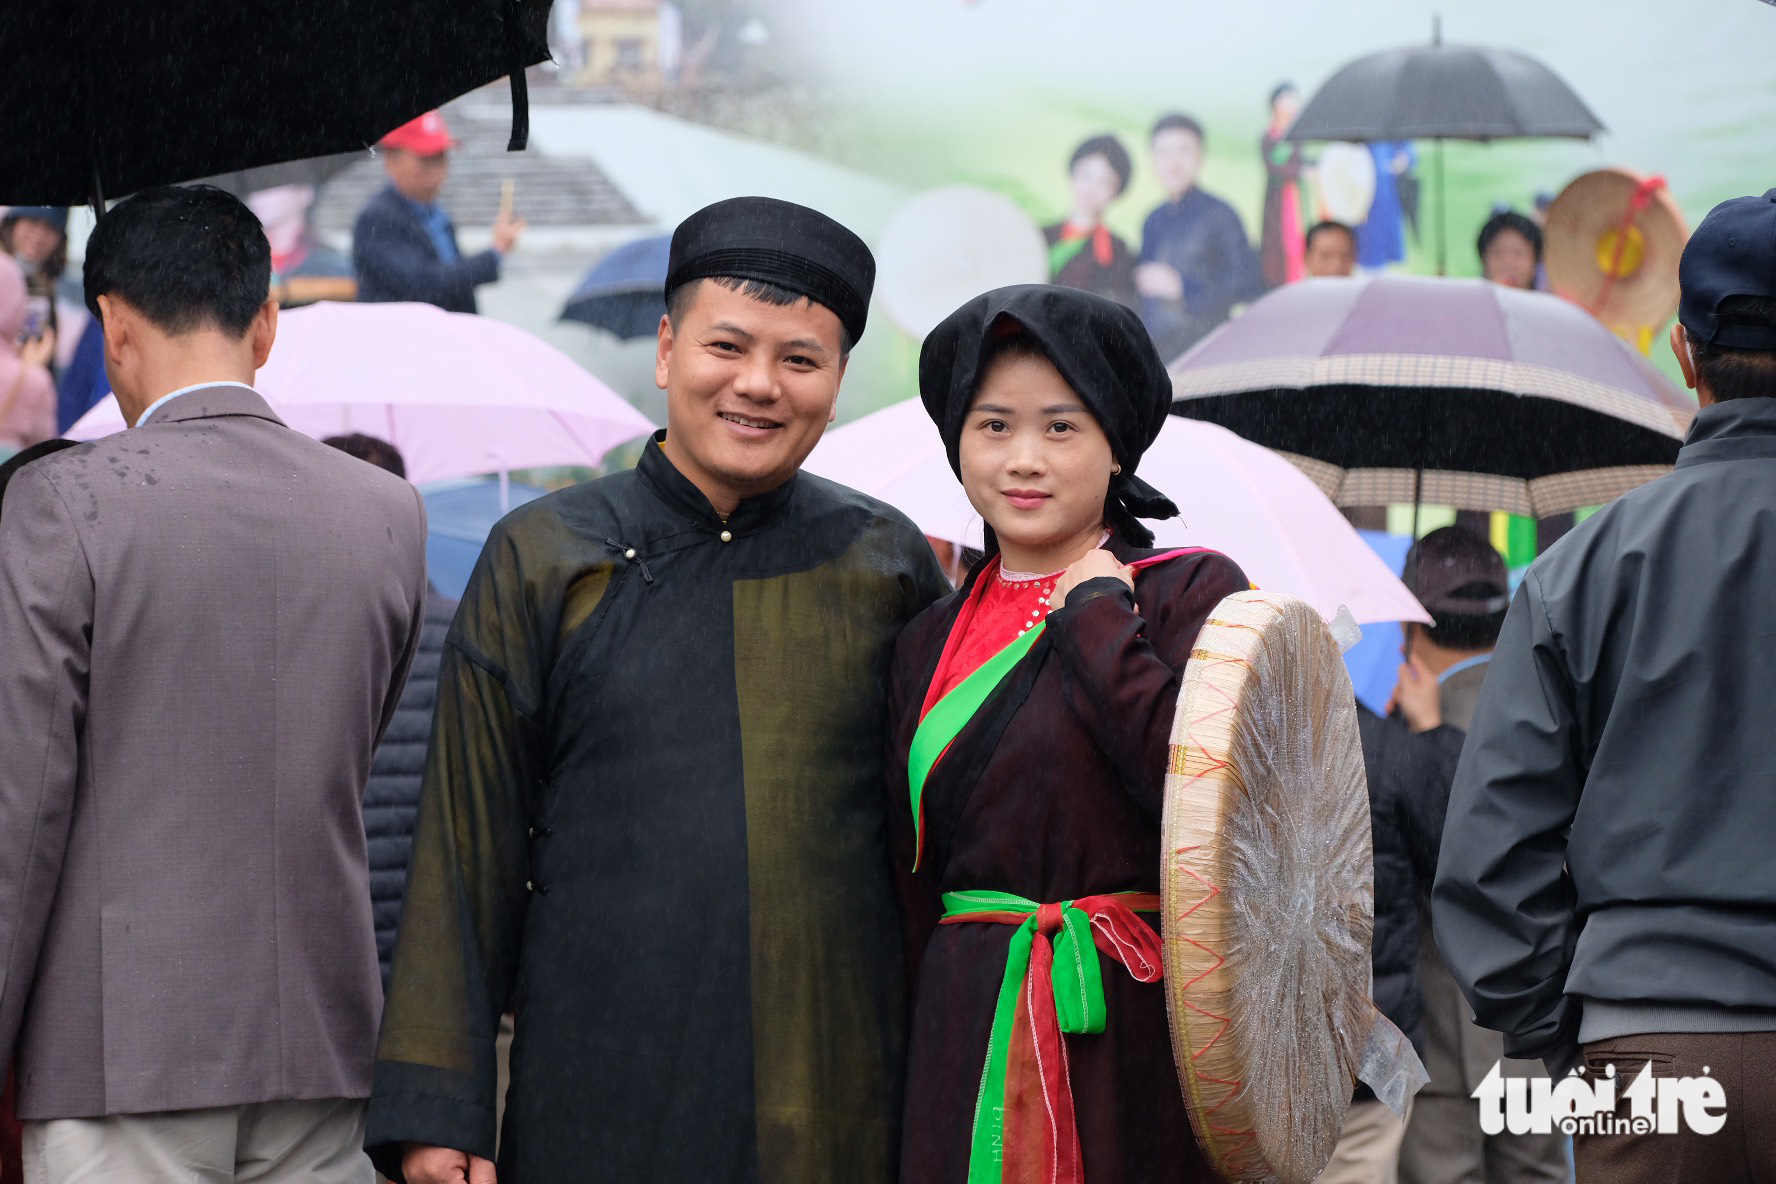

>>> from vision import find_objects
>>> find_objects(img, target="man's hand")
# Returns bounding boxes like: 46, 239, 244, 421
491, 210, 527, 255
19, 327, 56, 370
403, 1144, 497, 1184
1133, 262, 1184, 302
1390, 653, 1442, 732
1050, 548, 1134, 610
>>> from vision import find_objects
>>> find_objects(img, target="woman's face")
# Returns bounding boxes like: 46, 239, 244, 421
8, 217, 62, 267
959, 349, 1115, 563
1482, 228, 1538, 290
1069, 153, 1121, 221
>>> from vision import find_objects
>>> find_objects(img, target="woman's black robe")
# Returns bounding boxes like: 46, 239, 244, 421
888, 537, 1248, 1183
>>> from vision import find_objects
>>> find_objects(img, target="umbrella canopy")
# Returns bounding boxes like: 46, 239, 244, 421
419, 477, 550, 601
195, 152, 368, 201
1284, 25, 1603, 274
803, 398, 1427, 626
0, 0, 549, 204
1170, 275, 1695, 517
1284, 39, 1603, 142
559, 235, 671, 339
68, 302, 656, 484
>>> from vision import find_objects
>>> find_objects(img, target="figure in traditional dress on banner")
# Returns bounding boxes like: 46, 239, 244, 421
888, 284, 1249, 1183
1044, 134, 1139, 309
1259, 82, 1307, 289
367, 197, 951, 1184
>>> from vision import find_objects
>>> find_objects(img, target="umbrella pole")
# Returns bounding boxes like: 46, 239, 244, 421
499, 466, 511, 514
1435, 139, 1448, 276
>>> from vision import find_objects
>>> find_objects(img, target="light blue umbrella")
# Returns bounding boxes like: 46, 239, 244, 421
420, 478, 550, 601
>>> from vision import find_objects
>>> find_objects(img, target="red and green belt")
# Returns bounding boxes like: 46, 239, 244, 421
940, 889, 1164, 1184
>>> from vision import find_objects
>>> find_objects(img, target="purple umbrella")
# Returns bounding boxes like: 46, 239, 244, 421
1170, 274, 1695, 518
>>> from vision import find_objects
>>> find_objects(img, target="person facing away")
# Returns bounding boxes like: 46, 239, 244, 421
1476, 210, 1542, 292
0, 253, 57, 456
1319, 702, 1465, 1184
1435, 190, 1776, 1184
321, 433, 460, 994
1135, 112, 1262, 361
1304, 220, 1358, 279
1384, 528, 1569, 1184
890, 284, 1249, 1183
352, 111, 526, 313
1043, 134, 1139, 309
0, 184, 428, 1184
368, 196, 951, 1184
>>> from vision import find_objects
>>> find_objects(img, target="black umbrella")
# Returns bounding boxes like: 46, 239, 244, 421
0, 0, 550, 206
1286, 19, 1603, 273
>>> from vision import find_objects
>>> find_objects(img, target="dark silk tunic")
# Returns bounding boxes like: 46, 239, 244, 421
367, 434, 949, 1183
888, 538, 1248, 1183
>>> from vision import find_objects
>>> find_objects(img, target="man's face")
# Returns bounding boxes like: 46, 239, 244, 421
654, 280, 847, 511
385, 149, 450, 205
1151, 128, 1203, 200
1069, 154, 1121, 222
9, 217, 61, 267
1304, 228, 1356, 278
1482, 229, 1538, 290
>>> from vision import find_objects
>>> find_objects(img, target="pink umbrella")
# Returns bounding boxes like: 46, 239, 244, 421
68, 301, 656, 485
804, 398, 1428, 626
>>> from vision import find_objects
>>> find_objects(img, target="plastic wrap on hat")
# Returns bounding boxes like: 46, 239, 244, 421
1328, 605, 1363, 654
1162, 590, 1402, 1184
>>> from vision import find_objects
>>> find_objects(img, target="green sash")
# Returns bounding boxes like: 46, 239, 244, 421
1047, 234, 1091, 277
906, 621, 1045, 870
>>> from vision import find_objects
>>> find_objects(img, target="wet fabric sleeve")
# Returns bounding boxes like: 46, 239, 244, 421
365, 529, 544, 1177
1431, 572, 1583, 1066
1043, 554, 1249, 813
884, 615, 944, 996
0, 468, 90, 1071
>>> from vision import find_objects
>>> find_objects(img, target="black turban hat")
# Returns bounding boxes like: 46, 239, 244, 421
918, 284, 1180, 547
665, 196, 875, 346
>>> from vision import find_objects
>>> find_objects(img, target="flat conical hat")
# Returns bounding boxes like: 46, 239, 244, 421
1163, 590, 1373, 1183
875, 185, 1048, 340
1545, 168, 1688, 331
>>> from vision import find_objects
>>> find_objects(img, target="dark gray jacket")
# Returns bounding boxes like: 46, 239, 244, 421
365, 585, 458, 989
1434, 397, 1776, 1069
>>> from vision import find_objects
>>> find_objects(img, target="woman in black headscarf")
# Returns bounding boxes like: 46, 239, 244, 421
886, 285, 1248, 1183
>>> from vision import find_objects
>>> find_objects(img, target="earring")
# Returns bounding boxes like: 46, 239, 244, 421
1111, 464, 1122, 475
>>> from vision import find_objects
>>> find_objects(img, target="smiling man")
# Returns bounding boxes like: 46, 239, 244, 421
366, 197, 949, 1184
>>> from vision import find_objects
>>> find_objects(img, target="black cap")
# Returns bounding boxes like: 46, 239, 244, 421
1403, 527, 1509, 619
665, 196, 875, 346
1678, 188, 1776, 350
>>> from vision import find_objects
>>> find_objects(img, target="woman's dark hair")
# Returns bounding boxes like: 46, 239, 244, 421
1, 214, 69, 285
1069, 134, 1133, 196
1688, 295, 1776, 403
1150, 112, 1205, 146
1269, 81, 1298, 109
322, 433, 408, 479
1476, 210, 1543, 263
83, 184, 271, 337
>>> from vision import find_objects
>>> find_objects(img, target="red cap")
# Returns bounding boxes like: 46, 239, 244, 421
380, 111, 457, 156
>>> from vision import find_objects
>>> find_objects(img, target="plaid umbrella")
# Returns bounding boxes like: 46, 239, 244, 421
1169, 274, 1695, 518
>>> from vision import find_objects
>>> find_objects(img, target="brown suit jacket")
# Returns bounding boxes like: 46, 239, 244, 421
0, 385, 427, 1119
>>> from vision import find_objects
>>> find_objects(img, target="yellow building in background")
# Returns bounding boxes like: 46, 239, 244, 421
579, 0, 663, 83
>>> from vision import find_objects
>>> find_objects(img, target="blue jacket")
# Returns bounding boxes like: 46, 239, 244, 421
352, 186, 500, 313
365, 584, 458, 989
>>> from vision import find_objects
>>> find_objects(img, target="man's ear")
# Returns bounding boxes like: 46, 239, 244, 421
1670, 322, 1698, 391
654, 313, 674, 391
249, 297, 278, 370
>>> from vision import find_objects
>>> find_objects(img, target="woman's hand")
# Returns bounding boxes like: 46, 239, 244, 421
1050, 548, 1134, 610
19, 327, 55, 371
